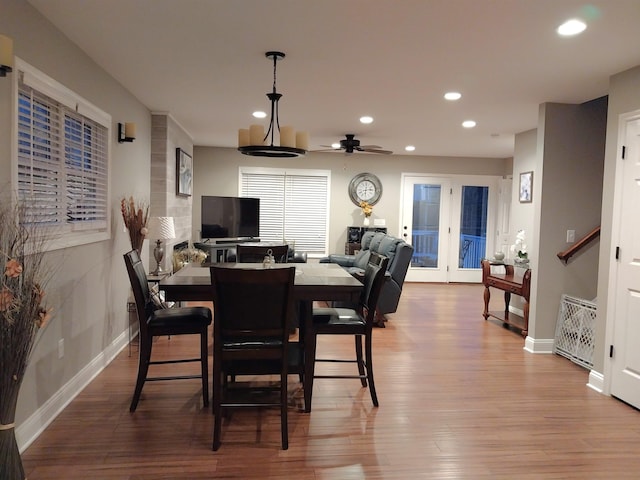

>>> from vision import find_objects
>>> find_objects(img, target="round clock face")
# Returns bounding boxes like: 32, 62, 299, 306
349, 173, 382, 206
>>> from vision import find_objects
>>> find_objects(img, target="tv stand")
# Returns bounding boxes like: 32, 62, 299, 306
195, 238, 261, 263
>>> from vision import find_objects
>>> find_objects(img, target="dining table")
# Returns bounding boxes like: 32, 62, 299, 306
160, 262, 363, 412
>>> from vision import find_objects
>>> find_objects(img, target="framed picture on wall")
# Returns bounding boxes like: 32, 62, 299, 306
176, 148, 193, 197
519, 171, 533, 203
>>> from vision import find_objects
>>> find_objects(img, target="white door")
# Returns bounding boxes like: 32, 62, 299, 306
610, 115, 640, 409
401, 176, 451, 282
448, 177, 500, 283
401, 175, 500, 283
496, 177, 513, 256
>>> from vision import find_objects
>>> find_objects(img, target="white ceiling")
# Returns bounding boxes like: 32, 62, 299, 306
27, 0, 640, 158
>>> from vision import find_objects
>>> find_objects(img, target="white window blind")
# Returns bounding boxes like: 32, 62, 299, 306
15, 61, 110, 245
240, 168, 330, 256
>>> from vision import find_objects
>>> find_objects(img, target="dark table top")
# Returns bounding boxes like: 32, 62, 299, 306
161, 262, 363, 302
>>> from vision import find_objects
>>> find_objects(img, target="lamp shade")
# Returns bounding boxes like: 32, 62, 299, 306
0, 34, 13, 70
147, 216, 176, 240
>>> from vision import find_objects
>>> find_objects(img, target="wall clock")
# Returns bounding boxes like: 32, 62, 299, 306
348, 172, 383, 206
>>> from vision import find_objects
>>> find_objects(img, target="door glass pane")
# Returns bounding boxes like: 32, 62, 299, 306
459, 186, 488, 269
411, 184, 440, 268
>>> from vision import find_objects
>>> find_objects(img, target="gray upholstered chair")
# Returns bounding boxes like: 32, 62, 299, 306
320, 232, 413, 317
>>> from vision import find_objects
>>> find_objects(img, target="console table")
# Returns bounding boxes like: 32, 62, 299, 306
481, 259, 531, 337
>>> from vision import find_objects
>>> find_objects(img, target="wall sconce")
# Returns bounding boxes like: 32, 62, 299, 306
118, 122, 136, 143
0, 34, 14, 77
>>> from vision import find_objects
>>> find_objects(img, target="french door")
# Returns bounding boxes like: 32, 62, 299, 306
401, 174, 501, 283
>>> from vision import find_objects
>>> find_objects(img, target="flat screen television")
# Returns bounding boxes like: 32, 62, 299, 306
201, 196, 260, 239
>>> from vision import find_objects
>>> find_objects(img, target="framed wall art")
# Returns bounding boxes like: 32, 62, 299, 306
519, 171, 533, 203
176, 148, 193, 197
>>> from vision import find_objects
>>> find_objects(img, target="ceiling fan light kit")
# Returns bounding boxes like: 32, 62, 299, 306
238, 51, 308, 158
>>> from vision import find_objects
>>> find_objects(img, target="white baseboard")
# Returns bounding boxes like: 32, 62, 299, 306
16, 330, 130, 453
587, 369, 605, 393
523, 336, 555, 354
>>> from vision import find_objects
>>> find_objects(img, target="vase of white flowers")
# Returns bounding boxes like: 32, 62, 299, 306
511, 229, 529, 267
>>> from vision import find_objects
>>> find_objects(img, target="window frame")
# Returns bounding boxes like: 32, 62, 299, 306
12, 58, 112, 250
239, 166, 331, 258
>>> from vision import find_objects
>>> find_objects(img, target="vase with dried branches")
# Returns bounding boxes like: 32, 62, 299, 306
120, 197, 149, 254
0, 200, 53, 480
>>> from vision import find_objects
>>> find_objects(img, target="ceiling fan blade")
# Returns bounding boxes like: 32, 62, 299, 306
357, 147, 393, 154
358, 144, 383, 149
312, 147, 342, 152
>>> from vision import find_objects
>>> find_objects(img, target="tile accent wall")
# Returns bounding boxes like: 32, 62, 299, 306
150, 113, 194, 272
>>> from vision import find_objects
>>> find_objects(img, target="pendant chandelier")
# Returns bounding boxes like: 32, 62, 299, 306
238, 51, 308, 157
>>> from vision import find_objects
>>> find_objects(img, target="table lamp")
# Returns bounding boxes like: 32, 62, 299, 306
147, 216, 176, 275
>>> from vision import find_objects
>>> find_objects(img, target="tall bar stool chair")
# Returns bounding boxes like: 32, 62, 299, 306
123, 250, 212, 412
307, 256, 389, 410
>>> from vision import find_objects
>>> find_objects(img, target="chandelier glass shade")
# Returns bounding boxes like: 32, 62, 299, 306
238, 51, 308, 158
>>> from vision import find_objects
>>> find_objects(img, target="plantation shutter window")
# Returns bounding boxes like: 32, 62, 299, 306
240, 168, 330, 256
14, 60, 111, 247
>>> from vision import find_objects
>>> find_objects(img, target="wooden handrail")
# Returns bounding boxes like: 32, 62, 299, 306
557, 226, 600, 263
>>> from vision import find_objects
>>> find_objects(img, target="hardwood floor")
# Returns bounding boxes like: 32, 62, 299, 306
21, 283, 640, 479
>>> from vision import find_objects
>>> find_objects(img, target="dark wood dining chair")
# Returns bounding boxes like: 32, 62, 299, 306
209, 265, 296, 450
235, 244, 289, 263
307, 256, 389, 409
123, 250, 212, 412
332, 250, 389, 326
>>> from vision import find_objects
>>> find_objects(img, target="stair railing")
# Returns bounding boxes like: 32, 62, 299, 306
556, 226, 600, 263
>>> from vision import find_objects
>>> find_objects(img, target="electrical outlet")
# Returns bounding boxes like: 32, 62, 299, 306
567, 230, 575, 243
58, 338, 64, 359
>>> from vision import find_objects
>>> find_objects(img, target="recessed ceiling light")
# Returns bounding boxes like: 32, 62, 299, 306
405, 145, 416, 152
252, 111, 267, 118
331, 143, 341, 149
360, 116, 373, 124
444, 92, 462, 101
462, 120, 476, 128
557, 19, 586, 36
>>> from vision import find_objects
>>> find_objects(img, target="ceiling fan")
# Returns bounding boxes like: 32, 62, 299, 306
316, 134, 392, 155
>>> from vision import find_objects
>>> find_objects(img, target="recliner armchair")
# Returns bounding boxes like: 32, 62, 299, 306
320, 231, 413, 317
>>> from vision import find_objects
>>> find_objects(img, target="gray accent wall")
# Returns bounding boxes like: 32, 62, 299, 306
192, 146, 510, 253
532, 99, 607, 340
1, 0, 151, 439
